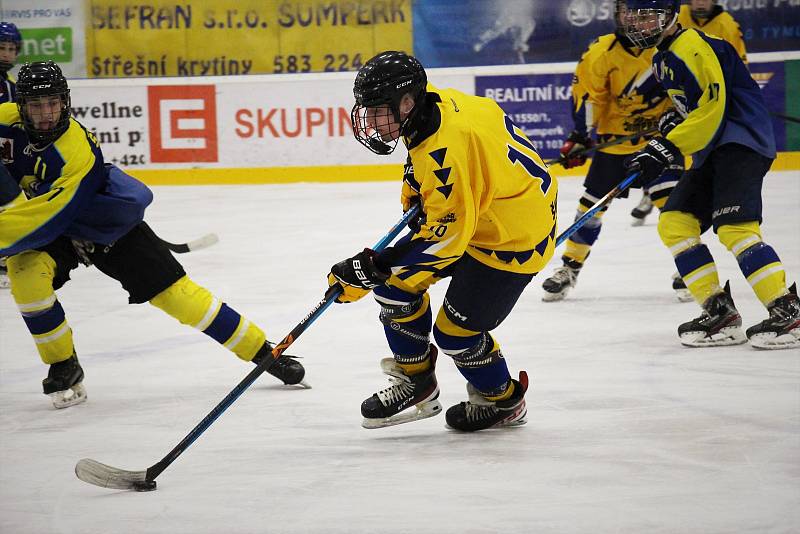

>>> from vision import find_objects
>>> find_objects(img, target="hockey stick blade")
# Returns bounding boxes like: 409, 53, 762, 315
161, 233, 219, 254
75, 458, 156, 491
74, 206, 420, 492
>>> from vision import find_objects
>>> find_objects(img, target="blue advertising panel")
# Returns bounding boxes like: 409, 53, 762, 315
477, 63, 789, 162
475, 73, 575, 161
749, 61, 787, 152
413, 1, 800, 68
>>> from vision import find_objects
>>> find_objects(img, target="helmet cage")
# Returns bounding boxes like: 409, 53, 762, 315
16, 62, 72, 147
350, 52, 426, 155
621, 6, 678, 49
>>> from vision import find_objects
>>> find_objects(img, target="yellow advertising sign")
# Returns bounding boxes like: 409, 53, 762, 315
86, 0, 413, 77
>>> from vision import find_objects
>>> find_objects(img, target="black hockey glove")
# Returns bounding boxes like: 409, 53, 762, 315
658, 109, 684, 137
625, 137, 682, 188
327, 248, 390, 303
559, 130, 594, 169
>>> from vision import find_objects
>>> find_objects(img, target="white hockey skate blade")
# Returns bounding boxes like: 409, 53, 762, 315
630, 216, 646, 227
749, 331, 800, 350
49, 383, 87, 409
680, 327, 747, 347
362, 399, 443, 429
674, 288, 694, 302
542, 288, 570, 302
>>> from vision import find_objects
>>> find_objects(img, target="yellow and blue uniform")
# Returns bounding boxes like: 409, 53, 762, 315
0, 72, 14, 104
374, 85, 556, 399
656, 28, 788, 309
0, 103, 268, 367
677, 4, 747, 64
561, 32, 679, 266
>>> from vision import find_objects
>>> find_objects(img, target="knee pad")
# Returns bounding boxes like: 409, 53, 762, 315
717, 222, 763, 255
7, 251, 58, 312
378, 292, 431, 347
7, 251, 75, 364
150, 276, 266, 360
658, 211, 702, 255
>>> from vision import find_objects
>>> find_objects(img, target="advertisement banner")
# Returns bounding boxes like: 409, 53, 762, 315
0, 1, 86, 78
413, 0, 800, 68
475, 73, 575, 162
750, 61, 787, 153
85, 0, 412, 78
68, 71, 475, 174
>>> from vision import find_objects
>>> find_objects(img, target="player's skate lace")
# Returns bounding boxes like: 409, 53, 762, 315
377, 375, 414, 406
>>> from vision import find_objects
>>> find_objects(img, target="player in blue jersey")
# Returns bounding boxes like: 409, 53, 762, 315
0, 62, 306, 408
621, 0, 798, 350
0, 22, 21, 289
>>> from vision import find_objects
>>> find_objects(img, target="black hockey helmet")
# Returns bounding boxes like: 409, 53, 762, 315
16, 61, 71, 147
351, 51, 427, 155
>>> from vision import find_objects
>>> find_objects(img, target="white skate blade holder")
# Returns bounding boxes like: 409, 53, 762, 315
749, 331, 800, 350
680, 327, 747, 348
50, 383, 87, 409
362, 399, 442, 429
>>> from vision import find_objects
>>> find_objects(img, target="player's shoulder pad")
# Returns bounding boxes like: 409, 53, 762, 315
0, 101, 21, 126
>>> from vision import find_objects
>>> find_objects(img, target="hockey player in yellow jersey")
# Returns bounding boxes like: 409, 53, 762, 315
0, 22, 21, 290
621, 0, 798, 349
327, 51, 558, 432
0, 62, 306, 408
541, 0, 686, 302
630, 0, 748, 223
678, 0, 747, 63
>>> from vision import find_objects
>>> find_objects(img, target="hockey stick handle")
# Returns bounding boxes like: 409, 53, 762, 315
771, 112, 800, 124
554, 172, 640, 247
144, 205, 420, 482
545, 128, 659, 167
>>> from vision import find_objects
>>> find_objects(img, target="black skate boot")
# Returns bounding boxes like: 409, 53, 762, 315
252, 343, 307, 387
678, 282, 746, 347
746, 283, 800, 350
630, 192, 653, 226
445, 371, 529, 432
361, 344, 442, 429
672, 272, 693, 302
42, 354, 87, 409
542, 258, 582, 302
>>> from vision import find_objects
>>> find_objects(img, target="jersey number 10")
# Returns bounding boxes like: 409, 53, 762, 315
504, 115, 552, 196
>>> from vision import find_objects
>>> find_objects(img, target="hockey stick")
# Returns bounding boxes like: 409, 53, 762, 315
771, 112, 800, 124
75, 205, 420, 492
544, 128, 659, 167
159, 233, 219, 254
554, 171, 641, 247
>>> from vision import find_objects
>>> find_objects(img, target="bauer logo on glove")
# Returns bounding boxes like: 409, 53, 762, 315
328, 248, 390, 303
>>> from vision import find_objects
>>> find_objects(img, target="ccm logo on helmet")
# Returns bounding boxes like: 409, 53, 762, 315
396, 80, 412, 89
32, 84, 53, 90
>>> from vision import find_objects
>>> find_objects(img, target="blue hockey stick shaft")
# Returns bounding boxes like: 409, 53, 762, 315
555, 172, 640, 247
144, 205, 420, 482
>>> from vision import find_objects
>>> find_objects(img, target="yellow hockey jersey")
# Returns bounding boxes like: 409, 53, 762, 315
678, 5, 747, 64
384, 85, 557, 292
571, 33, 672, 155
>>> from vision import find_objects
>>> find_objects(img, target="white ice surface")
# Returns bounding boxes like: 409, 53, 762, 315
1, 172, 798, 534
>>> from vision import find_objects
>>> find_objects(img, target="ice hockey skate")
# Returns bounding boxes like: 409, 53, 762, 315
252, 343, 309, 388
361, 345, 442, 429
747, 284, 800, 350
445, 371, 528, 432
542, 260, 581, 301
672, 272, 693, 302
678, 282, 746, 347
630, 193, 653, 226
0, 258, 9, 289
43, 355, 87, 409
